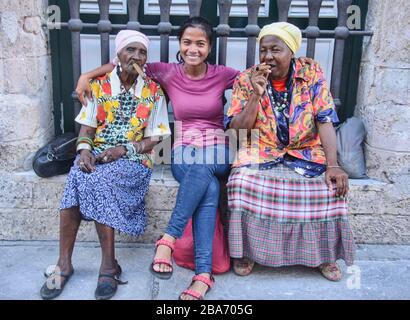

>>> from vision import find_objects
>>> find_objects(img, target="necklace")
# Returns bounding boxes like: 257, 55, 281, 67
116, 77, 138, 120
267, 82, 290, 118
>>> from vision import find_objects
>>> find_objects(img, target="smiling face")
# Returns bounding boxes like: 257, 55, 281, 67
259, 35, 293, 80
179, 26, 211, 67
117, 41, 147, 76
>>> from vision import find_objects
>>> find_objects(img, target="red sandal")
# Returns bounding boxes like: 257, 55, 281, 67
179, 274, 215, 300
150, 237, 175, 280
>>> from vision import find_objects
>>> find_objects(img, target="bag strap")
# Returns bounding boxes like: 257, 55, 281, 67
53, 137, 78, 151
47, 136, 78, 161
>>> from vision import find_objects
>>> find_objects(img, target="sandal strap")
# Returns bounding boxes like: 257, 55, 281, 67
192, 275, 214, 289
98, 273, 128, 285
156, 238, 175, 252
152, 258, 173, 269
320, 263, 341, 272
181, 289, 203, 300
48, 270, 73, 279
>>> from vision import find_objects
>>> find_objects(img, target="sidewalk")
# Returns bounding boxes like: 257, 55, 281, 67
1, 241, 409, 300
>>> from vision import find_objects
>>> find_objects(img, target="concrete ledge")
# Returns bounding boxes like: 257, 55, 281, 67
1, 168, 409, 244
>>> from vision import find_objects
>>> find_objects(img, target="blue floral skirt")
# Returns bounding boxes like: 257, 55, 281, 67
60, 157, 152, 236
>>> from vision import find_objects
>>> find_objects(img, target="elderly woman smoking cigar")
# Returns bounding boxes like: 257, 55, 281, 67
40, 30, 170, 300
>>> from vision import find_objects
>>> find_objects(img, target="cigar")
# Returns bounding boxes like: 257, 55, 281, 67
132, 63, 145, 78
255, 65, 271, 72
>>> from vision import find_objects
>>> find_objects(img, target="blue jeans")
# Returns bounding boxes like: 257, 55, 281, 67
166, 145, 232, 274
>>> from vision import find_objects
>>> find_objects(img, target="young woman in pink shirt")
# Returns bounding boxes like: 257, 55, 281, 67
76, 17, 238, 300
77, 17, 313, 300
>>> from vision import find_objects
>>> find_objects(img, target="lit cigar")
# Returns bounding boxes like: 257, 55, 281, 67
132, 63, 145, 78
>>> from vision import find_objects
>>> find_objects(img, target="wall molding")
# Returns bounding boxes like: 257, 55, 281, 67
221, 0, 270, 17
144, 0, 189, 16
288, 0, 338, 18
144, 0, 270, 17
79, 0, 128, 15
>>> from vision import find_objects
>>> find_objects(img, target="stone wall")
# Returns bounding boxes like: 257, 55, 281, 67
0, 0, 54, 172
354, 0, 410, 240
0, 167, 178, 244
356, 0, 410, 182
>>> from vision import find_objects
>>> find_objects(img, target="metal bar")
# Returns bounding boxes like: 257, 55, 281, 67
97, 0, 112, 65
276, 0, 292, 22
158, 0, 172, 63
127, 0, 141, 30
217, 0, 232, 66
331, 0, 352, 109
245, 0, 261, 68
314, 30, 373, 36
68, 0, 83, 133
306, 0, 322, 58
188, 0, 202, 17
49, 24, 373, 37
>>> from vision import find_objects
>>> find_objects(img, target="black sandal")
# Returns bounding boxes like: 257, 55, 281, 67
40, 269, 74, 300
95, 264, 127, 300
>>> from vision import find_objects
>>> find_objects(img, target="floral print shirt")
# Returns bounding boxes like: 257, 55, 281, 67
226, 59, 339, 174
75, 69, 171, 168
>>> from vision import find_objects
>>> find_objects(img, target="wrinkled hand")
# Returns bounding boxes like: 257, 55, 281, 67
95, 146, 126, 164
325, 167, 349, 197
250, 63, 271, 97
78, 150, 96, 173
75, 74, 93, 106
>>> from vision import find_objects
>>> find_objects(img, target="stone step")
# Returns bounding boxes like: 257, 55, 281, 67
0, 167, 409, 244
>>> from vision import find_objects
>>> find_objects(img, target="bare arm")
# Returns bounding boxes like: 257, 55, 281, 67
229, 93, 261, 131
229, 64, 271, 131
95, 137, 160, 165
77, 125, 97, 173
134, 137, 159, 154
75, 63, 115, 106
318, 122, 349, 197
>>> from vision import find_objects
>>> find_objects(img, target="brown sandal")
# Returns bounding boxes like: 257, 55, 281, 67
318, 262, 342, 282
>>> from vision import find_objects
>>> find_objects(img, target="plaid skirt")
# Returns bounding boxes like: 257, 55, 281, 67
227, 165, 355, 267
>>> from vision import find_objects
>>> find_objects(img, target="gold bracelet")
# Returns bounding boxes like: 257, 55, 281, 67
327, 165, 340, 168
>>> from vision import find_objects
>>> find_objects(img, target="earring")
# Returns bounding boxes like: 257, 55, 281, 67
118, 61, 123, 73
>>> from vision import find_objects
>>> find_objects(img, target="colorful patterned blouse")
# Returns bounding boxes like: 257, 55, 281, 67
75, 69, 171, 168
226, 59, 339, 170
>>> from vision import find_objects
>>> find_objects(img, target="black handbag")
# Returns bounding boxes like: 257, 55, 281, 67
32, 132, 78, 178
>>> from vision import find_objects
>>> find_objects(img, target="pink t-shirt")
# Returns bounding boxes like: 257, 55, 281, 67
145, 62, 239, 148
